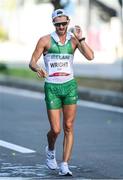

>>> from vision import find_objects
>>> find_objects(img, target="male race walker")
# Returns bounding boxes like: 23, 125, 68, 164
29, 9, 94, 176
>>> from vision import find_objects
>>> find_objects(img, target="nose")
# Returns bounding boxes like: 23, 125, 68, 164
59, 24, 64, 28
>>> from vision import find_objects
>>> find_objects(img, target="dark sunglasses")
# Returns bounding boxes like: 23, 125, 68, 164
54, 21, 68, 27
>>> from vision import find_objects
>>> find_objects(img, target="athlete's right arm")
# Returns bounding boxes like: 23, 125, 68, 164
29, 36, 49, 78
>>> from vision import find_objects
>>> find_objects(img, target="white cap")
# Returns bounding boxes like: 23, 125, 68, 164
52, 9, 69, 20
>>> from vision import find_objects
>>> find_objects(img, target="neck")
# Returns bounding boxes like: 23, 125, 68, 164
58, 33, 67, 44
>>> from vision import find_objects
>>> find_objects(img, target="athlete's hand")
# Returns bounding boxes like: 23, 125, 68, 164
36, 67, 47, 78
70, 25, 83, 40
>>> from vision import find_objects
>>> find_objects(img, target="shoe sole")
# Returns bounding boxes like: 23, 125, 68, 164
59, 172, 72, 176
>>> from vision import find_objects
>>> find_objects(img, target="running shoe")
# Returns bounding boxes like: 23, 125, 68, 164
59, 162, 72, 176
45, 146, 58, 170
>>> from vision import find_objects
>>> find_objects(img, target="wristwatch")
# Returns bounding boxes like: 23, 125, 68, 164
78, 37, 85, 42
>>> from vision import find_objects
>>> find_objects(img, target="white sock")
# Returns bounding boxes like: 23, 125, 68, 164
61, 162, 68, 166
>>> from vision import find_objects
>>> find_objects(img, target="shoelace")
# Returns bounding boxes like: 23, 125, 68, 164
47, 151, 55, 160
61, 164, 69, 172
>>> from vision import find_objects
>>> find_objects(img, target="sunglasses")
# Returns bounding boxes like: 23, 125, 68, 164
54, 21, 68, 27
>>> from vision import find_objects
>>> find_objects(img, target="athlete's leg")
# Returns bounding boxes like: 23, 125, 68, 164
47, 109, 61, 150
62, 104, 77, 162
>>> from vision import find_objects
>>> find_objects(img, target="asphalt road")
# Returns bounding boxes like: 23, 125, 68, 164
0, 86, 123, 179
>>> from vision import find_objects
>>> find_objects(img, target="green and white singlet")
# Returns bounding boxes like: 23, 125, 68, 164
43, 32, 74, 84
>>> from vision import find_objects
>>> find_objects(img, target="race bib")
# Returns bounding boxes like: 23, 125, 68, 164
48, 60, 71, 76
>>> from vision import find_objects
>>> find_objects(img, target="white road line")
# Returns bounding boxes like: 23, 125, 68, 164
0, 85, 123, 113
78, 100, 123, 114
0, 178, 41, 180
0, 85, 44, 99
0, 140, 36, 153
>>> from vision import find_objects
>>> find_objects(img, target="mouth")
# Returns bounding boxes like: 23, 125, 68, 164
56, 27, 67, 35
59, 28, 65, 31
59, 29, 65, 31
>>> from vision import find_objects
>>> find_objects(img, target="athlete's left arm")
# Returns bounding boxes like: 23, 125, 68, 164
72, 26, 94, 60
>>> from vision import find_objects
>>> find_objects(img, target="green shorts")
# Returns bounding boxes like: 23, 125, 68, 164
44, 79, 78, 109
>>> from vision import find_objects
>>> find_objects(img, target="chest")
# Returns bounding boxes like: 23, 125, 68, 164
48, 38, 74, 54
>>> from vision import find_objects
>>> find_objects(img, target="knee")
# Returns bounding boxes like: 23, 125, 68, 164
64, 122, 73, 133
52, 128, 61, 136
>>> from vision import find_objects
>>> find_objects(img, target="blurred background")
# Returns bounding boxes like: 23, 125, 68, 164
0, 0, 123, 92
1, 2, 123, 178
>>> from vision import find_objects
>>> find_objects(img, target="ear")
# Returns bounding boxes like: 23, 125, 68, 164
67, 19, 70, 25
